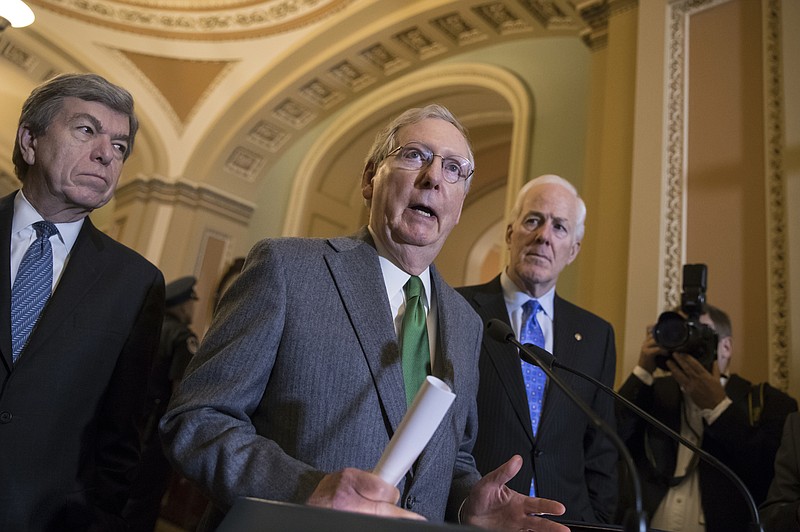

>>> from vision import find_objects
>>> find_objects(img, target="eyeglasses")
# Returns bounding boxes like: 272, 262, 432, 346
386, 142, 474, 183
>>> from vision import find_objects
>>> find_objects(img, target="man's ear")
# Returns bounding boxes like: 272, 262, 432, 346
566, 240, 581, 265
719, 336, 733, 357
18, 124, 37, 165
361, 161, 376, 201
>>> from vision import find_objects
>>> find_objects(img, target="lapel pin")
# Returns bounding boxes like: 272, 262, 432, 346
574, 333, 582, 341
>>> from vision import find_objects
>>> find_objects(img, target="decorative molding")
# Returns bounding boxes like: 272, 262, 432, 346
0, 35, 60, 82
115, 177, 255, 224
576, 0, 609, 50
473, 3, 531, 35
431, 12, 487, 46
328, 60, 375, 92
576, 0, 639, 51
360, 43, 411, 76
663, 0, 728, 311
394, 27, 448, 60
299, 78, 346, 109
224, 146, 265, 181
664, 0, 789, 390
31, 0, 352, 40
208, 1, 592, 189
12, 1, 595, 196
762, 0, 789, 390
247, 120, 289, 152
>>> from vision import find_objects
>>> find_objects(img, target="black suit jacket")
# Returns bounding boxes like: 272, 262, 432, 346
458, 276, 618, 523
618, 371, 798, 531
760, 412, 800, 531
0, 192, 165, 531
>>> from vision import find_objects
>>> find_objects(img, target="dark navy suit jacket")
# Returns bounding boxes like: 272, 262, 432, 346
0, 191, 164, 531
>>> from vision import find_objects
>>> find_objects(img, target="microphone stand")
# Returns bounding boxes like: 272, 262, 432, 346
485, 320, 647, 532
550, 358, 764, 532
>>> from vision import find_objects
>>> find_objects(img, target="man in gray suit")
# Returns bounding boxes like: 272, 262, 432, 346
161, 105, 568, 531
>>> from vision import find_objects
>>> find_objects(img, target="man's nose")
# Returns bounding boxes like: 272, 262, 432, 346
93, 137, 115, 165
418, 158, 444, 189
533, 222, 552, 243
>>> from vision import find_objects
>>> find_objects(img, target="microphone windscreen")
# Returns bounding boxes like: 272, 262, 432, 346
485, 319, 514, 343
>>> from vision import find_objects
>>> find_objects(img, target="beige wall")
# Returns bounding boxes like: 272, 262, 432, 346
687, 0, 768, 381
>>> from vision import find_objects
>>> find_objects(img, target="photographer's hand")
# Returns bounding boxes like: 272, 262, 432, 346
638, 326, 666, 374
667, 353, 727, 410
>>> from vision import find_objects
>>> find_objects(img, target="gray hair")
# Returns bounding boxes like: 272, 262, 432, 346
508, 174, 587, 243
364, 104, 474, 188
703, 303, 732, 339
13, 73, 139, 180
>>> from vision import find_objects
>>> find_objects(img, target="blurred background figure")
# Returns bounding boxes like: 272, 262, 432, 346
617, 304, 797, 532
125, 276, 198, 532
212, 257, 245, 314
760, 412, 800, 531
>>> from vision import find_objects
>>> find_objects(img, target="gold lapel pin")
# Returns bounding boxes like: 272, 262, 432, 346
574, 333, 582, 341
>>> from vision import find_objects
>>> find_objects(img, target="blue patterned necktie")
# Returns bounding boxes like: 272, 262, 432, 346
520, 299, 547, 496
11, 221, 58, 363
400, 276, 430, 406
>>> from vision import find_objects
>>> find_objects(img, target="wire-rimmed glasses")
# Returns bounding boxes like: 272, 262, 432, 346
386, 142, 474, 183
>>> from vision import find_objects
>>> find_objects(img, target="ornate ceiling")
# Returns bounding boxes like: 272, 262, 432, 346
0, 0, 615, 199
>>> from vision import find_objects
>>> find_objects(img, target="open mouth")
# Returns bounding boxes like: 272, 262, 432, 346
410, 204, 437, 219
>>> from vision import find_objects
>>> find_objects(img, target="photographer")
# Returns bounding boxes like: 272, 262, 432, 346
616, 304, 797, 532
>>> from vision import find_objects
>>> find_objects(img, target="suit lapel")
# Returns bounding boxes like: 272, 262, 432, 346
325, 232, 407, 435
412, 267, 468, 480
469, 277, 534, 443
0, 194, 16, 370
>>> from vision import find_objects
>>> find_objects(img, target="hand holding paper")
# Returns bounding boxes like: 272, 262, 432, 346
373, 376, 456, 486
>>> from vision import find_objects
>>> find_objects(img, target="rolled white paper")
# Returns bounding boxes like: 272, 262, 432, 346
373, 375, 456, 486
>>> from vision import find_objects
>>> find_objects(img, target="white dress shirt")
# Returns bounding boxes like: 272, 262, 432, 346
10, 191, 83, 291
369, 228, 438, 368
634, 367, 732, 531
499, 270, 555, 353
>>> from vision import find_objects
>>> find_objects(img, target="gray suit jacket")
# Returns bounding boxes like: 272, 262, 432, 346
161, 229, 482, 529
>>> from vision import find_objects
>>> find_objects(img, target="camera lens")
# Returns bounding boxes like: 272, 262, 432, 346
653, 311, 689, 350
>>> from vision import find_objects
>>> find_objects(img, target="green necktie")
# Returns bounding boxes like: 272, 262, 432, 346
400, 275, 430, 406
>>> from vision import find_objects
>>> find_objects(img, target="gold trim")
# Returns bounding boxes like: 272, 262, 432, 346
30, 0, 352, 41
763, 0, 789, 390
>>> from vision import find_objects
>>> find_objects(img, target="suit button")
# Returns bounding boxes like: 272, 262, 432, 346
405, 495, 416, 509
0, 411, 11, 423
534, 449, 543, 457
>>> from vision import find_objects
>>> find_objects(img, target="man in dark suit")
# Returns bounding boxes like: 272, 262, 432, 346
760, 411, 800, 531
617, 304, 797, 531
458, 174, 618, 523
0, 73, 165, 531
161, 105, 568, 532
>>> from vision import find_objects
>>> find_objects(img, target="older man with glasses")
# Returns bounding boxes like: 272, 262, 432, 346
162, 104, 569, 532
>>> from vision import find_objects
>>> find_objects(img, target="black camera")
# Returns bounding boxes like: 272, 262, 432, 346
653, 264, 718, 371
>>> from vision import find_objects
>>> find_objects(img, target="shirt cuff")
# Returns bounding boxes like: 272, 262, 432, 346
702, 396, 732, 424
633, 365, 654, 386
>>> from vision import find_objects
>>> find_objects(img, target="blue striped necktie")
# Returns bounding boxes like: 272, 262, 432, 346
520, 299, 547, 496
11, 221, 58, 363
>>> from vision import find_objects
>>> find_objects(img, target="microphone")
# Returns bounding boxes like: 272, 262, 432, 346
484, 319, 647, 532
485, 318, 764, 532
